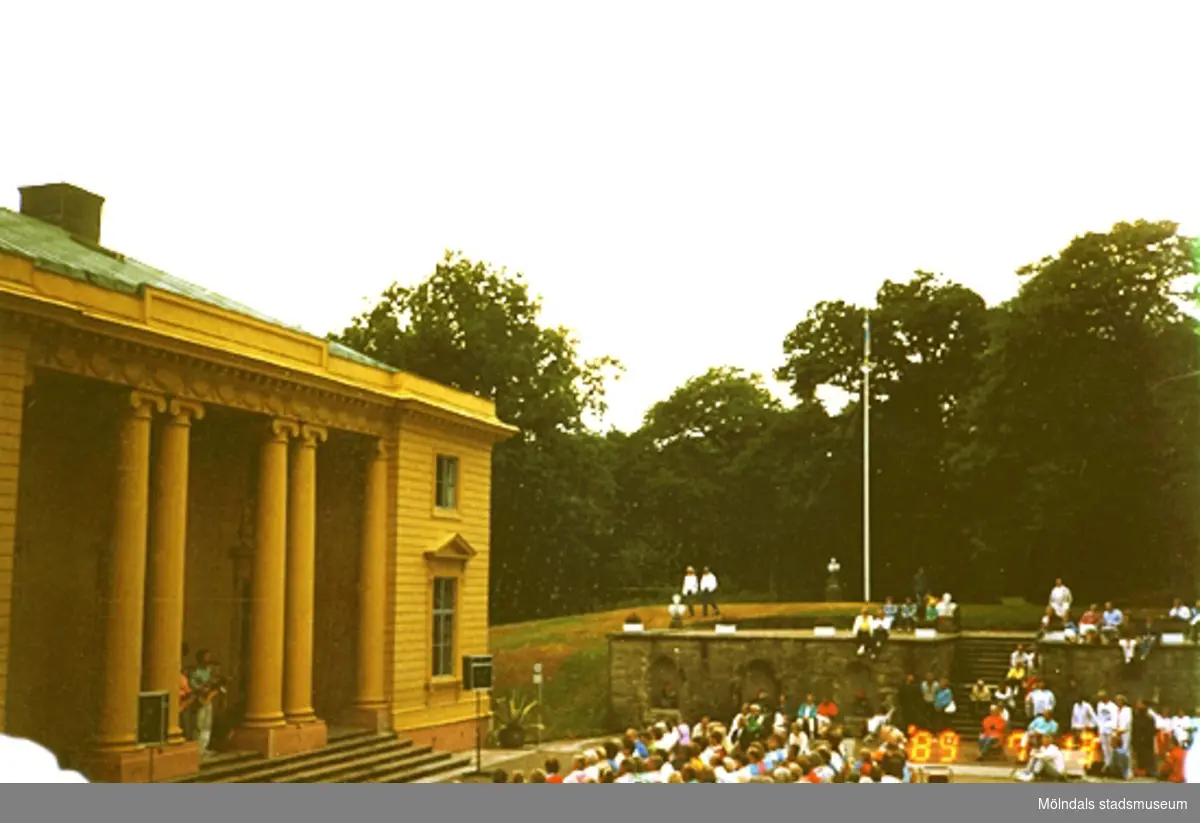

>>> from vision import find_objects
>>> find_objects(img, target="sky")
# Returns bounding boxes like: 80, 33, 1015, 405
3, 2, 1198, 432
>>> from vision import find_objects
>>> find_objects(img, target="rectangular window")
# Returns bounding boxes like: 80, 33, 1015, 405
432, 577, 457, 677
435, 455, 459, 510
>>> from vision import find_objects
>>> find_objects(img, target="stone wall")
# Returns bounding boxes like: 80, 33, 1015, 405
609, 631, 1200, 730
609, 632, 955, 731
1038, 641, 1200, 711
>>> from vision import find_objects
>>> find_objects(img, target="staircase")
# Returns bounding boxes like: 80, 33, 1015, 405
173, 728, 471, 783
946, 633, 1034, 736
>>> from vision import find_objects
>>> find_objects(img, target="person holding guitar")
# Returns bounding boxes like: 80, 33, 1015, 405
187, 649, 226, 759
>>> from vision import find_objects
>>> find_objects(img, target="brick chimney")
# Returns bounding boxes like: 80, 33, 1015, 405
18, 183, 105, 245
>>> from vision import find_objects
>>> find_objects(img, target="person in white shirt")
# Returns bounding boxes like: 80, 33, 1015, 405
1071, 697, 1097, 736
699, 567, 720, 617
1101, 602, 1123, 643
681, 567, 699, 616
1112, 695, 1133, 778
1191, 600, 1200, 642
1168, 598, 1192, 624
0, 734, 89, 783
1049, 578, 1072, 620
1095, 691, 1118, 771
1017, 733, 1066, 782
1027, 682, 1056, 720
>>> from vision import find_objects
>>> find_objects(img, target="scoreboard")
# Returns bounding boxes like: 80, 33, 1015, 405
903, 728, 1102, 767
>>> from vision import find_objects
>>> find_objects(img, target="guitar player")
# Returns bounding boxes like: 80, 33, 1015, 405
185, 649, 226, 759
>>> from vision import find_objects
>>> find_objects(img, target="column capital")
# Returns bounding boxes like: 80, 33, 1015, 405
167, 398, 206, 425
298, 423, 329, 447
266, 417, 301, 443
128, 389, 167, 419
362, 437, 389, 463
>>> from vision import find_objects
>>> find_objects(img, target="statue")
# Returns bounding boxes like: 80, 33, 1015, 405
668, 594, 686, 629
826, 557, 843, 602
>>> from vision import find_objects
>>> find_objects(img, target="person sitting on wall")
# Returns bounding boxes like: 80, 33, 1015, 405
1191, 600, 1200, 643
1061, 611, 1080, 643
873, 607, 891, 651
936, 592, 960, 632
882, 596, 899, 631
978, 704, 1008, 760
1167, 598, 1192, 626
1078, 604, 1102, 643
1101, 601, 1124, 644
853, 606, 876, 658
924, 595, 939, 625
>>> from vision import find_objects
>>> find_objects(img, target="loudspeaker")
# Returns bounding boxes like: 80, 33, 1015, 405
462, 654, 493, 690
137, 690, 170, 745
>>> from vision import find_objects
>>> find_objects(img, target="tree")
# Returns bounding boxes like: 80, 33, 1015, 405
333, 251, 623, 621
776, 273, 991, 599
961, 221, 1200, 601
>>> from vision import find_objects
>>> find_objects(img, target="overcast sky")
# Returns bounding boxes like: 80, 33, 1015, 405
4, 2, 1197, 431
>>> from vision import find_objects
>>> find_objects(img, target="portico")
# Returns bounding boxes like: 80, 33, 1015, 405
0, 184, 515, 781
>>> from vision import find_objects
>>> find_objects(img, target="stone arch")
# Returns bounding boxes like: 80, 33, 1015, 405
649, 656, 681, 709
742, 659, 779, 708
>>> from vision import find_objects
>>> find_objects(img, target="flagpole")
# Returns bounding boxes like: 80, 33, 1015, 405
862, 312, 872, 603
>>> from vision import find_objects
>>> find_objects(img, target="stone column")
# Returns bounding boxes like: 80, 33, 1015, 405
88, 390, 165, 781
143, 400, 204, 745
345, 439, 390, 730
283, 424, 326, 728
231, 418, 297, 751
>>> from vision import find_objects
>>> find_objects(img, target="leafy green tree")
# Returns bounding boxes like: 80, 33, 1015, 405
961, 221, 1200, 600
333, 252, 622, 621
776, 273, 991, 599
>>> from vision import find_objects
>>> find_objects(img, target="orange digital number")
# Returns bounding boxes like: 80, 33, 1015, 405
1078, 731, 1099, 769
1006, 730, 1028, 762
937, 730, 959, 764
909, 730, 934, 763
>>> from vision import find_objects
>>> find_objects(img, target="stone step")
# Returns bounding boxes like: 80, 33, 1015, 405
272, 743, 434, 783
183, 729, 387, 783
369, 753, 474, 783
223, 739, 419, 783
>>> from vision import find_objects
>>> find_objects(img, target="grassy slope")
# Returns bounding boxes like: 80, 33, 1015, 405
487, 600, 1045, 741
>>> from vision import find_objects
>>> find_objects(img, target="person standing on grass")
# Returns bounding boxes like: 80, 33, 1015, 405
1049, 578, 1072, 620
681, 567, 699, 617
699, 567, 720, 617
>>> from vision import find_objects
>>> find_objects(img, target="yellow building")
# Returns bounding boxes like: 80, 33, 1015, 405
0, 183, 515, 782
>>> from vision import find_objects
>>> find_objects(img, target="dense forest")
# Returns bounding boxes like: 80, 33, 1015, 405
333, 221, 1200, 623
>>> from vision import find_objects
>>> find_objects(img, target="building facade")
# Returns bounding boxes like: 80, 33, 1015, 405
0, 183, 515, 782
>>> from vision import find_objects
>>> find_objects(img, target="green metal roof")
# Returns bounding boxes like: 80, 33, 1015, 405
0, 207, 396, 373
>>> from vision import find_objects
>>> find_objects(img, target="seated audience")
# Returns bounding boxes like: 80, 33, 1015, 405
1017, 732, 1066, 782
1078, 604, 1101, 642
1100, 601, 1123, 643
1027, 709, 1059, 738
970, 679, 992, 720
936, 593, 959, 631
1168, 598, 1192, 625
932, 678, 956, 724
852, 607, 877, 659
978, 704, 1007, 760
1160, 737, 1187, 783
881, 596, 899, 631
897, 597, 918, 632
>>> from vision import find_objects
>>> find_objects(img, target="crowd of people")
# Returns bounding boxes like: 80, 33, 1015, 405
489, 697, 918, 784
595, 571, 1200, 784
